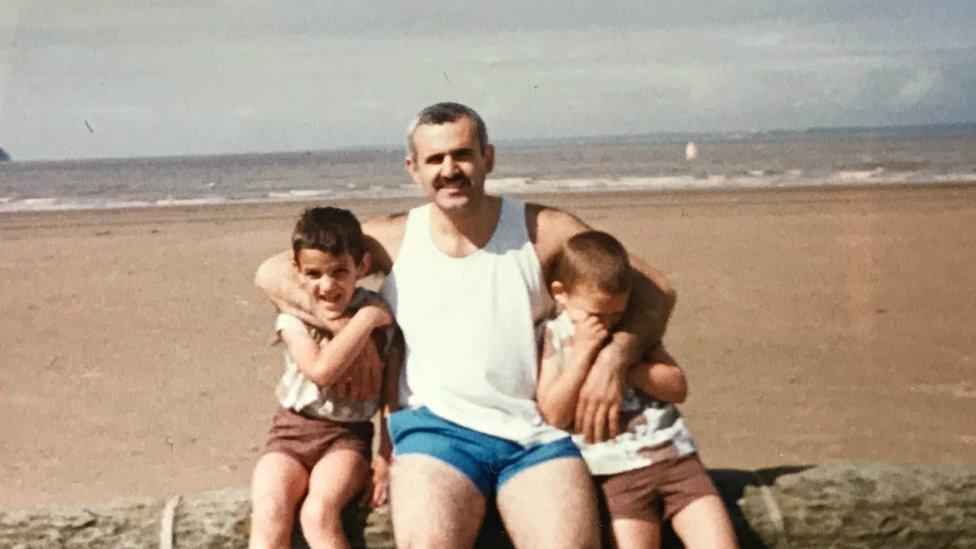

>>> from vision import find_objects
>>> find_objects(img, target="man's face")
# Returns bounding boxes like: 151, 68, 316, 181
405, 116, 494, 213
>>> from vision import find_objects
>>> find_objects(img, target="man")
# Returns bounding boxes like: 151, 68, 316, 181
255, 102, 675, 547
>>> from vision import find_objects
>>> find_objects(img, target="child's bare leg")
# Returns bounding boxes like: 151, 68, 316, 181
670, 495, 738, 549
610, 518, 661, 549
299, 448, 370, 549
250, 452, 310, 549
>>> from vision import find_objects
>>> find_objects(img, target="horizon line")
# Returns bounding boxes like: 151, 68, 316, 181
4, 121, 976, 164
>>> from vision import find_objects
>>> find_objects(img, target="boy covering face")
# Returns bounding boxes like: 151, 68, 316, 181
537, 231, 737, 549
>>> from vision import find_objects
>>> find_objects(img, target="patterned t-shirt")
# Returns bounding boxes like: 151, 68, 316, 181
274, 288, 389, 423
543, 312, 697, 476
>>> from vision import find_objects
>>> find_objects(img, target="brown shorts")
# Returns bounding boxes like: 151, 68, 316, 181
262, 408, 373, 472
596, 453, 719, 523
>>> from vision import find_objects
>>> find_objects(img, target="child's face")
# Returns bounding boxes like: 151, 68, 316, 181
295, 249, 366, 320
554, 282, 630, 331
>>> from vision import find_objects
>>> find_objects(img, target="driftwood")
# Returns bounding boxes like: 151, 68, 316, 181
2, 462, 974, 548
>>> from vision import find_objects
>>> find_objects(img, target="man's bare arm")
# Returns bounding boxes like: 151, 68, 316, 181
627, 344, 687, 404
253, 250, 325, 327
577, 255, 676, 442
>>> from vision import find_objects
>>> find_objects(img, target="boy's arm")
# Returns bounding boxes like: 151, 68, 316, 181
536, 320, 607, 431
368, 328, 402, 508
626, 344, 688, 404
278, 301, 392, 389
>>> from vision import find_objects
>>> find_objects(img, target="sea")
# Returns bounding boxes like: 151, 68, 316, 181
1, 125, 975, 213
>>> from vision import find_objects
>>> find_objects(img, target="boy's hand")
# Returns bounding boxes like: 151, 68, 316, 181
363, 453, 391, 508
335, 340, 383, 401
571, 315, 609, 356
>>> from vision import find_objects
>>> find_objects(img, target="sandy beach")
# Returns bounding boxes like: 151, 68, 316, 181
2, 184, 975, 509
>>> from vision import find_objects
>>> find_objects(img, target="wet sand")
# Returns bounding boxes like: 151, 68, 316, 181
2, 184, 975, 508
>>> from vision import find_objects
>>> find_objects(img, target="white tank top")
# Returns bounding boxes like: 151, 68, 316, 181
379, 197, 565, 446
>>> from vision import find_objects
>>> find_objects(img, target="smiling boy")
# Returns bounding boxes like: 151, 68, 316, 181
249, 207, 399, 549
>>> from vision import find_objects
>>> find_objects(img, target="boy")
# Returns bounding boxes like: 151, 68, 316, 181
250, 207, 399, 549
536, 231, 737, 549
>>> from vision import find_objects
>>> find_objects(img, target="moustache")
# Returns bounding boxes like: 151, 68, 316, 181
433, 175, 471, 190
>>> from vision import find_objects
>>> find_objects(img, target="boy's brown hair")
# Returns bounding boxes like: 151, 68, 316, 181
291, 207, 366, 263
552, 230, 632, 295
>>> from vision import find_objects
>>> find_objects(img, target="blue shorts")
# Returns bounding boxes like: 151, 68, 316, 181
388, 407, 582, 498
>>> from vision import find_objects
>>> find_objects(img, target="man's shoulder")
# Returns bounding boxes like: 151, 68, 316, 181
361, 212, 408, 274
362, 211, 408, 238
525, 202, 590, 238
524, 201, 591, 264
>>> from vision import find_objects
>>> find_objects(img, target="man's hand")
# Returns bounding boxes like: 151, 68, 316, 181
573, 345, 626, 443
363, 453, 391, 508
359, 296, 395, 328
334, 339, 383, 401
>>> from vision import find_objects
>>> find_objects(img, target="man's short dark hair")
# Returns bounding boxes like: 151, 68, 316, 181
291, 207, 366, 263
407, 102, 489, 158
552, 231, 632, 295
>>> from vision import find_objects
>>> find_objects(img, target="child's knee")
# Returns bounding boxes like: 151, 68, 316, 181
299, 493, 345, 528
253, 489, 299, 521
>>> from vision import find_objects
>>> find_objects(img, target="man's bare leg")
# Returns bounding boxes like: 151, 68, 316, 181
496, 457, 600, 549
670, 495, 738, 549
390, 454, 486, 548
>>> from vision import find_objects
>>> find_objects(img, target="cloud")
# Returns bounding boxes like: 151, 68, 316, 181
896, 69, 943, 107
1, 1, 974, 159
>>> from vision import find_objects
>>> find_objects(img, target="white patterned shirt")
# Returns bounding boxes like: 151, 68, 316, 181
274, 288, 389, 422
544, 312, 696, 475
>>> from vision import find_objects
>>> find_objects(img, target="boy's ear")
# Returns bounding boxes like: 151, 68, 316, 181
550, 280, 567, 305
356, 251, 372, 278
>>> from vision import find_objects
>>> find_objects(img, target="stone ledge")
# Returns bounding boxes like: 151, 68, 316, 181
2, 462, 974, 548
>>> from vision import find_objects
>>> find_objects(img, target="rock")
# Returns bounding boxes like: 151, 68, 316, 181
0, 148, 10, 161
2, 463, 975, 547
0, 490, 389, 548
738, 462, 976, 548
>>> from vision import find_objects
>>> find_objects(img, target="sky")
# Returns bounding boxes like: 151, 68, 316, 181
1, 1, 974, 161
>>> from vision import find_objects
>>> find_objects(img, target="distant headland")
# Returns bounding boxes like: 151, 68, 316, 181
0, 148, 11, 162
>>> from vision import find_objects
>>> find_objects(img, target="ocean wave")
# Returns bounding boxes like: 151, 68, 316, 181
836, 168, 885, 182
485, 177, 535, 191
155, 196, 227, 207
267, 189, 334, 199
2, 171, 975, 214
